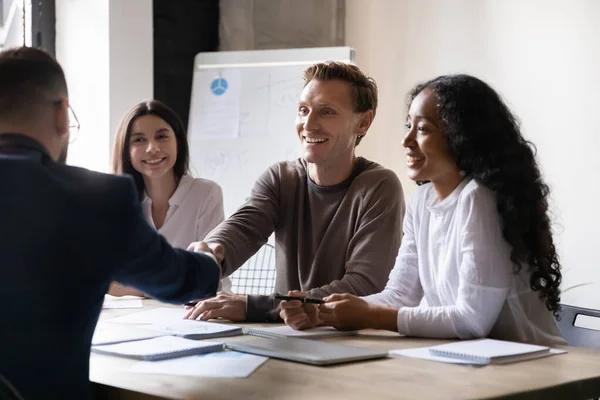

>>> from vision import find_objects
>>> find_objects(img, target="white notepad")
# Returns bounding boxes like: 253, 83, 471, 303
427, 339, 552, 365
244, 325, 357, 339
92, 336, 224, 361
109, 308, 243, 340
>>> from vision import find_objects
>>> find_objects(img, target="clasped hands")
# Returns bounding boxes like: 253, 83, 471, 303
279, 290, 379, 331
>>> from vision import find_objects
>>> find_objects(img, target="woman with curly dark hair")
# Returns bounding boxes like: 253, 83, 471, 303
280, 74, 565, 346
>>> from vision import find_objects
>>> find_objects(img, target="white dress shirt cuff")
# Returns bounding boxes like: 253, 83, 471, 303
396, 307, 411, 335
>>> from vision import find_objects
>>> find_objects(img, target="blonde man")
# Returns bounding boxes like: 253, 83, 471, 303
187, 62, 405, 324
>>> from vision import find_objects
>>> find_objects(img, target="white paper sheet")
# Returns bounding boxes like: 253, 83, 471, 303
92, 322, 167, 345
108, 308, 242, 339
189, 69, 242, 140
103, 295, 144, 309
109, 307, 188, 324
128, 351, 268, 378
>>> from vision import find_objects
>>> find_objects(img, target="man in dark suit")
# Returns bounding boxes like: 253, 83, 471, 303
0, 47, 220, 399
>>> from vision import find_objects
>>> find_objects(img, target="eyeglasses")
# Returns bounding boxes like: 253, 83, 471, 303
51, 99, 81, 143
68, 105, 80, 144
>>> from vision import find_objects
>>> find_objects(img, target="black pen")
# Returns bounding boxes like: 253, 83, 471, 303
184, 301, 198, 307
273, 293, 325, 304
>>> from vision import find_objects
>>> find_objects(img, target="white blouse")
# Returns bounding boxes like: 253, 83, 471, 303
364, 178, 565, 346
142, 175, 231, 292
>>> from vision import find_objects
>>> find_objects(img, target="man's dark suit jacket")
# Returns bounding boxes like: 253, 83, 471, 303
0, 134, 220, 399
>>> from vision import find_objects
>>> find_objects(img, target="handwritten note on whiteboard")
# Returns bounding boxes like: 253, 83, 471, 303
188, 69, 242, 140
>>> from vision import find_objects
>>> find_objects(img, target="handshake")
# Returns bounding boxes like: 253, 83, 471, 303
187, 241, 225, 265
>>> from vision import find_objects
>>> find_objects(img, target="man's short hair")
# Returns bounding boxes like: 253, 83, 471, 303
303, 61, 378, 146
0, 47, 68, 120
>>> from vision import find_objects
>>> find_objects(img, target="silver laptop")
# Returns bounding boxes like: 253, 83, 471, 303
225, 337, 388, 366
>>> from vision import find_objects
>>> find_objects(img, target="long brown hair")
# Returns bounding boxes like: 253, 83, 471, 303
111, 100, 190, 199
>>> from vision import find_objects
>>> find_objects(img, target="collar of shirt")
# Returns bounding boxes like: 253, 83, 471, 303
305, 156, 367, 194
0, 133, 50, 160
142, 174, 195, 208
426, 177, 471, 214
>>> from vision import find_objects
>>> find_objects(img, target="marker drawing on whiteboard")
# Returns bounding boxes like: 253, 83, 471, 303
203, 152, 229, 180
237, 151, 249, 166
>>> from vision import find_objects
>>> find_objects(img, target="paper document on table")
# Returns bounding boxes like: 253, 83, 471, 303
110, 307, 188, 323
108, 307, 243, 340
390, 346, 566, 365
128, 350, 268, 378
92, 322, 167, 346
103, 295, 144, 309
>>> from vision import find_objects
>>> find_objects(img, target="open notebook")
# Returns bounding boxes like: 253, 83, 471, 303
108, 308, 243, 340
92, 336, 224, 361
244, 325, 357, 339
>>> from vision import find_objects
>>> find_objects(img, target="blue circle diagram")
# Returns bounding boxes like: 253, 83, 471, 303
211, 78, 228, 96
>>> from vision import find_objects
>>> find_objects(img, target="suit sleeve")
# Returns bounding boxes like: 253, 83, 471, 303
112, 179, 220, 304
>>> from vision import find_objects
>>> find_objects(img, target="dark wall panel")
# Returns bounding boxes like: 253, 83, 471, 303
153, 0, 219, 129
31, 0, 56, 56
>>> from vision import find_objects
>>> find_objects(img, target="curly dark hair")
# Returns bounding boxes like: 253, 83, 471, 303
408, 74, 561, 316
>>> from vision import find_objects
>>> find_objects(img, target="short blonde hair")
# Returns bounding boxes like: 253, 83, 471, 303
303, 61, 377, 146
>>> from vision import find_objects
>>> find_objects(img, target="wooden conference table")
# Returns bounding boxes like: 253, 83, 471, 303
90, 300, 600, 400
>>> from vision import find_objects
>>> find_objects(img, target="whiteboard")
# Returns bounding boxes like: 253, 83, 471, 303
188, 47, 355, 217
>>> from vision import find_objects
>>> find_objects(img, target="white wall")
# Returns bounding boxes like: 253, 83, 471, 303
108, 0, 153, 153
56, 0, 152, 173
347, 0, 600, 309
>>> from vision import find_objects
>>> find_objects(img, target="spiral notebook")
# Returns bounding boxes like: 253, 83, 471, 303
244, 325, 357, 339
427, 339, 552, 365
92, 336, 224, 361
